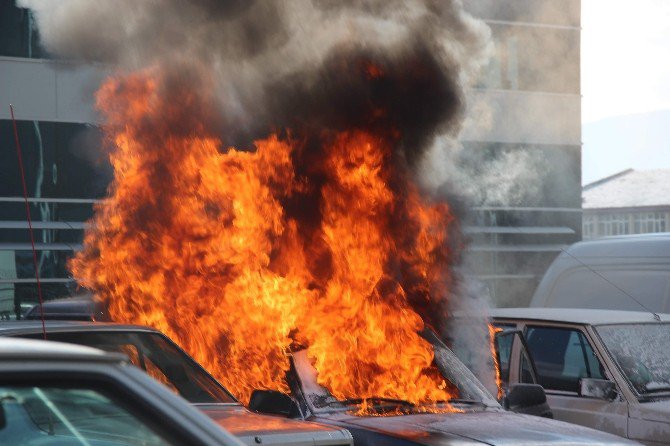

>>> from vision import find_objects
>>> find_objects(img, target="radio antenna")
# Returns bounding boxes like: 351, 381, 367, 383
10, 104, 47, 339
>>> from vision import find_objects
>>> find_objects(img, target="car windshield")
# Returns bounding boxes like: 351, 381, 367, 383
21, 331, 237, 404
596, 323, 670, 399
291, 334, 495, 415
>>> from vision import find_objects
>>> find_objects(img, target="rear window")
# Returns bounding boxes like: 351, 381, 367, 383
18, 331, 236, 404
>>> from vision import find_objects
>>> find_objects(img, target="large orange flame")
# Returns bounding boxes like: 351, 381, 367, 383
71, 70, 460, 408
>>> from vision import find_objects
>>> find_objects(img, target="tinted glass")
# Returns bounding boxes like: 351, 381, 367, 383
494, 332, 514, 385
525, 326, 604, 393
21, 331, 236, 404
597, 323, 670, 397
0, 385, 176, 445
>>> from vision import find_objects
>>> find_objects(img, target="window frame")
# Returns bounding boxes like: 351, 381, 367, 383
519, 322, 615, 397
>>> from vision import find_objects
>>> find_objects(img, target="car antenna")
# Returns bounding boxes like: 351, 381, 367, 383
560, 248, 661, 322
10, 104, 47, 339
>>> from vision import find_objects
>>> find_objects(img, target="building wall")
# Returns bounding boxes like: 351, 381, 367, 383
0, 3, 108, 316
461, 0, 582, 307
0, 1, 582, 315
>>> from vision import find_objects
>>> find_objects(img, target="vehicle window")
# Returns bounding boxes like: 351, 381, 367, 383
525, 326, 604, 393
596, 323, 670, 398
520, 348, 535, 384
20, 332, 236, 404
494, 332, 514, 385
0, 384, 177, 445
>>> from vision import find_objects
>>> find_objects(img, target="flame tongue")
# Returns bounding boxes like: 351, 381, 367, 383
71, 69, 458, 407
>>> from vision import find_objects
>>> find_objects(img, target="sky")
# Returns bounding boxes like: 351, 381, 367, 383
581, 0, 670, 183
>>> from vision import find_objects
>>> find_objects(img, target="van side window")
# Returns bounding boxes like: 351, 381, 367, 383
525, 326, 604, 393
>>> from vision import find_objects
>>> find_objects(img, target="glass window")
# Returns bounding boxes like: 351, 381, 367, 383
0, 3, 48, 58
495, 332, 513, 385
596, 323, 670, 398
634, 212, 667, 234
520, 348, 536, 384
474, 25, 580, 94
583, 215, 596, 239
598, 213, 630, 236
525, 326, 604, 393
20, 331, 237, 404
0, 384, 177, 445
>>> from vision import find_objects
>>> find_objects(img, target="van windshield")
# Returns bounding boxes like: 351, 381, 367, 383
596, 323, 670, 399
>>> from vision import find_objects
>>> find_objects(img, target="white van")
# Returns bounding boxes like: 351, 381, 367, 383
530, 233, 670, 312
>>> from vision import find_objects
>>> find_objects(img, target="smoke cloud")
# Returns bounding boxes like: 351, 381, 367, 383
21, 0, 491, 160
21, 0, 511, 398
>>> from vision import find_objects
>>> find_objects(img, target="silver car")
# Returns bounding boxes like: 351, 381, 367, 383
491, 308, 670, 445
0, 321, 353, 446
0, 337, 244, 445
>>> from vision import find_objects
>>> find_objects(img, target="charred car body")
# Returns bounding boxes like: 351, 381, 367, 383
0, 321, 353, 446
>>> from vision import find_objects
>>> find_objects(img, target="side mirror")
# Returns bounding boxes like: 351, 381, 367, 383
503, 384, 553, 418
248, 389, 301, 418
580, 378, 617, 401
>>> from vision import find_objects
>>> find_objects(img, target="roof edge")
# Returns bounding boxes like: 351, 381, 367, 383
583, 168, 634, 191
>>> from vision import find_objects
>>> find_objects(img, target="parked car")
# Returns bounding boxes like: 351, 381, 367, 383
530, 233, 670, 312
249, 328, 638, 445
0, 321, 353, 446
0, 336, 244, 445
491, 307, 670, 445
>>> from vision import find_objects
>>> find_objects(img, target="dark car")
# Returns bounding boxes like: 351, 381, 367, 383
0, 337, 244, 445
0, 321, 353, 446
249, 330, 639, 445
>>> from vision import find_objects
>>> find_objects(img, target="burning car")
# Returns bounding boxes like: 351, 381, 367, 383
0, 320, 353, 446
491, 308, 670, 445
249, 328, 638, 445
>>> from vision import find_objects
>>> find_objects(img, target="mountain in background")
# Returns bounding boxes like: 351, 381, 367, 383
582, 109, 670, 185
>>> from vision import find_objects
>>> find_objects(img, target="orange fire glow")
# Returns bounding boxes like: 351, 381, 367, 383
70, 69, 460, 409
488, 324, 504, 399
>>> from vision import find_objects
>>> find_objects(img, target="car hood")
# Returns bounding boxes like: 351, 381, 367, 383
318, 410, 635, 445
630, 399, 670, 423
197, 404, 352, 446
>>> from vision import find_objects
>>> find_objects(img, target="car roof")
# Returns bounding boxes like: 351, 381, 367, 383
490, 307, 670, 325
0, 337, 123, 362
564, 233, 670, 258
0, 320, 161, 336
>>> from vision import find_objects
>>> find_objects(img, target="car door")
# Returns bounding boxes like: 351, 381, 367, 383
521, 323, 629, 438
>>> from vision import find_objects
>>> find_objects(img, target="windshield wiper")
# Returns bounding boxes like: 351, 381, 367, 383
643, 386, 670, 394
326, 397, 415, 407
446, 398, 486, 406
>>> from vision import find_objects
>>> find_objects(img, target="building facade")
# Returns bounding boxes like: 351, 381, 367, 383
583, 169, 670, 240
0, 1, 582, 317
0, 3, 108, 317
461, 0, 582, 306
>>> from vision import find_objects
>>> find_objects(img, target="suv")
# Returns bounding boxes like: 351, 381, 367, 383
491, 308, 670, 445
